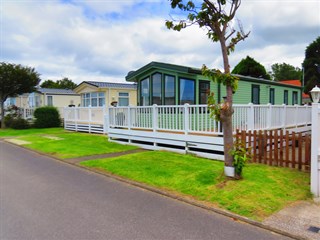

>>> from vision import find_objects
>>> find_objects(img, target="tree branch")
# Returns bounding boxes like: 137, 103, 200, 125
204, 0, 218, 14
227, 30, 250, 51
225, 28, 236, 40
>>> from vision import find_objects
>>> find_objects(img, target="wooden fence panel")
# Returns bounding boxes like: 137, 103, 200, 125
235, 129, 311, 171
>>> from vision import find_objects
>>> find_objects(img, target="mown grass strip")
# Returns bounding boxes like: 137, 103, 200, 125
1, 128, 137, 159
0, 127, 63, 137
80, 151, 311, 221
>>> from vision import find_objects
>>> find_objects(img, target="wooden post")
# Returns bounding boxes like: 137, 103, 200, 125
241, 129, 246, 144
305, 134, 311, 171
279, 130, 284, 167
253, 130, 257, 162
292, 132, 296, 169
258, 130, 263, 163
263, 130, 268, 164
298, 132, 302, 170
285, 131, 289, 167
248, 130, 252, 156
274, 130, 279, 166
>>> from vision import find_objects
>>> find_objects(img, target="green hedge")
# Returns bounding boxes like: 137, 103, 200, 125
11, 118, 30, 129
33, 107, 61, 128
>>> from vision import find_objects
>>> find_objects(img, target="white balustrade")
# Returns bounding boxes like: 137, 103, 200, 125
106, 103, 312, 134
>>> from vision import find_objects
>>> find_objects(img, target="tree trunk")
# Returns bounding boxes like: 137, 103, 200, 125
0, 99, 5, 129
219, 38, 235, 169
220, 101, 233, 167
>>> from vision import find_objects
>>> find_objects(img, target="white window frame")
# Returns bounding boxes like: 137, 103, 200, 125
81, 92, 105, 107
118, 92, 129, 106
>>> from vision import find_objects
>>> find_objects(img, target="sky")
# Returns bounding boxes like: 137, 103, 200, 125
1, 0, 320, 84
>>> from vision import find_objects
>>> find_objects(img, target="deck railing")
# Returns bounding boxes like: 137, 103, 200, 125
108, 104, 311, 134
64, 107, 107, 133
15, 107, 64, 119
64, 107, 105, 123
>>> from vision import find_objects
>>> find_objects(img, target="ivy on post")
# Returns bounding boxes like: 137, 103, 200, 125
166, 0, 250, 178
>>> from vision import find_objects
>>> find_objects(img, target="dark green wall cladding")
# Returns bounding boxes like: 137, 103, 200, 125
126, 62, 302, 106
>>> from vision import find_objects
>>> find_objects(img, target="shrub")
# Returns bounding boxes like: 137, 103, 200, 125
33, 107, 61, 128
5, 105, 21, 118
3, 105, 23, 128
230, 139, 252, 179
10, 118, 30, 129
4, 115, 14, 128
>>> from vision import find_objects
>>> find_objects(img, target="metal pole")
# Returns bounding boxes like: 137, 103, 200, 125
311, 103, 320, 197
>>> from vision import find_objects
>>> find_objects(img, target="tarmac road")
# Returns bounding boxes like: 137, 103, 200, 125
0, 140, 292, 240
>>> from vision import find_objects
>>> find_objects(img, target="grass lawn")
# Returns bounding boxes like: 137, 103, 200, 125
0, 127, 63, 137
80, 151, 312, 221
1, 128, 137, 159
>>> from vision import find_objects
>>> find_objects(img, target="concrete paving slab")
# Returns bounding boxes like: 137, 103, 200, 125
42, 135, 64, 140
5, 139, 31, 145
263, 201, 320, 240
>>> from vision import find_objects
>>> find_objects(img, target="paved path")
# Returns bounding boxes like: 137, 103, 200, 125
65, 148, 147, 164
0, 140, 291, 240
264, 201, 320, 240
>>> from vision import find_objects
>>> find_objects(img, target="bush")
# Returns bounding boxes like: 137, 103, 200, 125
10, 118, 30, 129
3, 105, 23, 128
4, 115, 14, 128
33, 107, 61, 128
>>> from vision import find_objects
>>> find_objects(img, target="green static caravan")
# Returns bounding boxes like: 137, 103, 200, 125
125, 61, 303, 106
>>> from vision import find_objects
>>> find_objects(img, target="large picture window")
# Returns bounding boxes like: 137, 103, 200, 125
82, 92, 105, 107
152, 73, 162, 105
179, 78, 195, 105
140, 77, 150, 106
164, 75, 175, 105
251, 85, 260, 104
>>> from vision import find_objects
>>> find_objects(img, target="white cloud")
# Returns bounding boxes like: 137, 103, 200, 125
71, 0, 161, 15
1, 0, 319, 84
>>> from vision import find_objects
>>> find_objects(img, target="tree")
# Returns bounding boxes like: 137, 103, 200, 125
302, 36, 320, 94
270, 63, 302, 81
0, 62, 40, 128
40, 79, 58, 88
166, 0, 250, 178
232, 56, 271, 80
40, 77, 77, 89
